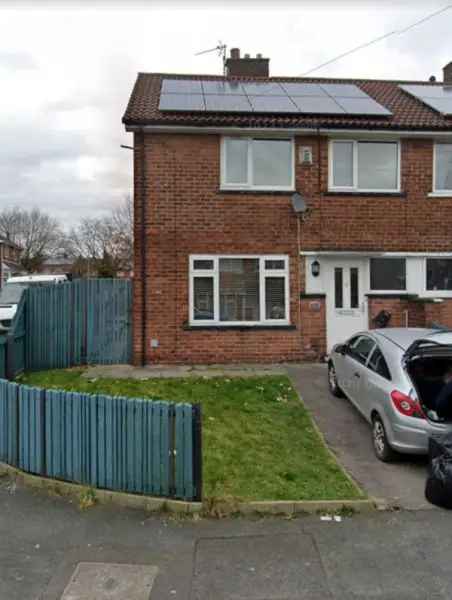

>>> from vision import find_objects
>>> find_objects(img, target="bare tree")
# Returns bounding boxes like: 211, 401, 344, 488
67, 196, 133, 277
0, 207, 63, 272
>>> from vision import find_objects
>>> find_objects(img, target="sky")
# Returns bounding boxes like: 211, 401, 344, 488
1, 0, 452, 226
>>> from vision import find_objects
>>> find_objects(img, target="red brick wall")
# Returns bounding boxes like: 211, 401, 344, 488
133, 133, 452, 364
368, 297, 452, 330
300, 138, 452, 252
133, 132, 303, 364
368, 297, 410, 329
300, 296, 327, 360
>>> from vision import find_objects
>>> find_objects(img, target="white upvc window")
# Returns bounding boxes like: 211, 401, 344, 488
221, 137, 295, 191
369, 257, 407, 292
329, 140, 401, 193
189, 255, 290, 326
425, 257, 452, 293
433, 143, 452, 195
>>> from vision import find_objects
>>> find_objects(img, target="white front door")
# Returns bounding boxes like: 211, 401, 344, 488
325, 259, 368, 352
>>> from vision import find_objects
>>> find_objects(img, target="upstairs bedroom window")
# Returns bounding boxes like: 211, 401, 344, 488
433, 143, 452, 194
329, 140, 400, 193
189, 255, 289, 326
221, 137, 294, 191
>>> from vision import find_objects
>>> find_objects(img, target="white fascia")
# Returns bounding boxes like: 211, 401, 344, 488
300, 251, 452, 257
125, 124, 452, 140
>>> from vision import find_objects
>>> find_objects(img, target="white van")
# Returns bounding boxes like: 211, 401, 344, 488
0, 274, 68, 332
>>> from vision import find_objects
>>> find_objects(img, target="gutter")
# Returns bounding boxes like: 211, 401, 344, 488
125, 124, 452, 139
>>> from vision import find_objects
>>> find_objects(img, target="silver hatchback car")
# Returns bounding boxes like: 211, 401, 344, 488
328, 328, 452, 462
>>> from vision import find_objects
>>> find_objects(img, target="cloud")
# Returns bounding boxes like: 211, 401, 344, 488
0, 50, 37, 70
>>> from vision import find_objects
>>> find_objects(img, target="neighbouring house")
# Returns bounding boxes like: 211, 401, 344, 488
39, 254, 74, 276
0, 238, 22, 289
123, 48, 452, 366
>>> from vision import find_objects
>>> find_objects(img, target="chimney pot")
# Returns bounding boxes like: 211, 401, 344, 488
230, 48, 240, 60
244, 53, 250, 59
256, 53, 262, 59
443, 62, 452, 85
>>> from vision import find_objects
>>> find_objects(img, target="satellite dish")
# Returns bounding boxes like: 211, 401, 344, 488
291, 193, 307, 214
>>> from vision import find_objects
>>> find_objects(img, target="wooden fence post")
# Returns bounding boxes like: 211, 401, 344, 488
192, 404, 203, 502
5, 334, 14, 381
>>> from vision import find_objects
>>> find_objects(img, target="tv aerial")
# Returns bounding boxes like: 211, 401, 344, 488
195, 41, 227, 74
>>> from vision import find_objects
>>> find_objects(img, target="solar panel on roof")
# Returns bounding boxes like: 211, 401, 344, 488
400, 84, 452, 115
201, 80, 244, 95
158, 78, 392, 116
320, 83, 368, 98
292, 96, 345, 114
334, 97, 392, 115
161, 79, 203, 94
249, 95, 298, 113
159, 93, 205, 111
204, 95, 252, 112
241, 82, 285, 95
279, 83, 327, 97
400, 84, 450, 98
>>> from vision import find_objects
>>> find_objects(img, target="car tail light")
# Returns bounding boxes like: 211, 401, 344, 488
391, 390, 425, 419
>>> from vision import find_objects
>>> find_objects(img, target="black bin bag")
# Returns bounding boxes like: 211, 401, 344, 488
425, 435, 452, 509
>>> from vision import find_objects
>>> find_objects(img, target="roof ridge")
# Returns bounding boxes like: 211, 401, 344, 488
137, 72, 444, 86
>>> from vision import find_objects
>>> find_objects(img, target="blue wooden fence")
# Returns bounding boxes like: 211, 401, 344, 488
0, 278, 132, 378
0, 337, 6, 379
0, 379, 202, 501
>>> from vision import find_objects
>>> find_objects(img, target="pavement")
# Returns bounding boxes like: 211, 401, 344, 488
286, 363, 431, 510
83, 364, 286, 380
3, 475, 452, 600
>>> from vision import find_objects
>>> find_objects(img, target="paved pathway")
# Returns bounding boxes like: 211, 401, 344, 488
2, 477, 452, 600
83, 363, 286, 380
286, 363, 431, 510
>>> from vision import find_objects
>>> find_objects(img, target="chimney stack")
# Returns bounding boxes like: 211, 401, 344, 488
225, 48, 269, 78
443, 62, 452, 85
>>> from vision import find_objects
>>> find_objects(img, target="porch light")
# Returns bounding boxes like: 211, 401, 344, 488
311, 260, 320, 278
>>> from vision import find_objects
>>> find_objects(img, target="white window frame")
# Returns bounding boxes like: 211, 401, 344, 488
220, 137, 295, 192
189, 254, 290, 326
423, 257, 452, 297
328, 139, 401, 193
431, 142, 452, 196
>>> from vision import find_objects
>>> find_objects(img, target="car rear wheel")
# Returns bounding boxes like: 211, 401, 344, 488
328, 362, 344, 397
372, 415, 396, 462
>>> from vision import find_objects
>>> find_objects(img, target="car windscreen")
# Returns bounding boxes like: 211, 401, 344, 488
0, 283, 28, 304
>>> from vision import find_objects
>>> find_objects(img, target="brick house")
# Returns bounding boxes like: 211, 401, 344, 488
123, 49, 452, 366
0, 238, 22, 289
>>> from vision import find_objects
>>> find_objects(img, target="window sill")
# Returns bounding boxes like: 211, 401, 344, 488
300, 293, 326, 299
324, 191, 406, 198
218, 189, 295, 196
428, 192, 452, 198
183, 324, 296, 331
365, 292, 417, 299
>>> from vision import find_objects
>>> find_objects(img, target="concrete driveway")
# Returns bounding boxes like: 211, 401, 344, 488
286, 363, 432, 510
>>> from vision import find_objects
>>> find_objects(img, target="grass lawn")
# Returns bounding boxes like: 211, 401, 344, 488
20, 369, 364, 502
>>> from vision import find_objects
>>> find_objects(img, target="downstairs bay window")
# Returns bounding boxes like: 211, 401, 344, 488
189, 255, 290, 326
